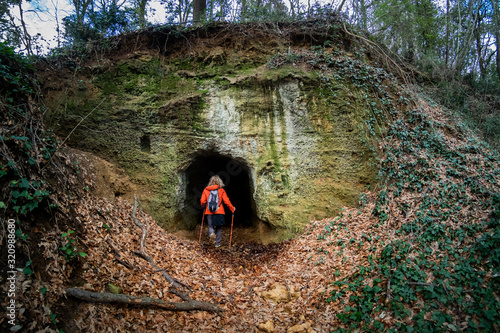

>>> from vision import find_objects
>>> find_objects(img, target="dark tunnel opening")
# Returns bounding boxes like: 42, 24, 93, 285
183, 152, 257, 229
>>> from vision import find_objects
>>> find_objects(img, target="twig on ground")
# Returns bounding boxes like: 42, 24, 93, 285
387, 278, 392, 302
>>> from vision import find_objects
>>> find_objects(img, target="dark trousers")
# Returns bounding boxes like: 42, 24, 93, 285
207, 215, 222, 246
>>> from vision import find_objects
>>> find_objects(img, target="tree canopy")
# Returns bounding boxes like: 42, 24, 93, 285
0, 0, 499, 88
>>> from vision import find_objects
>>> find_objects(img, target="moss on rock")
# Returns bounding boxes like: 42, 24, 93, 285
40, 39, 390, 240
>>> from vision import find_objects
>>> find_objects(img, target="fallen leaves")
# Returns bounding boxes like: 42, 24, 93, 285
4, 83, 497, 333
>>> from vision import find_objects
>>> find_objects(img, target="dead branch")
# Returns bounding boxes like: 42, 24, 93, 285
114, 256, 135, 270
407, 282, 436, 287
341, 23, 416, 86
66, 288, 223, 313
131, 195, 192, 294
220, 263, 225, 288
246, 285, 255, 296
105, 237, 137, 270
386, 278, 392, 302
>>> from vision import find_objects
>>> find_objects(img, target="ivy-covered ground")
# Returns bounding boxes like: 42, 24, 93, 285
270, 46, 500, 332
322, 102, 499, 332
1, 31, 499, 332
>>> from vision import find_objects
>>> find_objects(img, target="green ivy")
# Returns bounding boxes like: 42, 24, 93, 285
60, 230, 87, 261
312, 58, 500, 331
0, 43, 58, 216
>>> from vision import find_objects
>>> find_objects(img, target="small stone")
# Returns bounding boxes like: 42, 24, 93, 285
258, 320, 275, 332
287, 322, 315, 333
261, 283, 290, 303
106, 283, 123, 294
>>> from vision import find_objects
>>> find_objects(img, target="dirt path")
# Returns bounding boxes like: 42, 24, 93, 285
58, 195, 393, 332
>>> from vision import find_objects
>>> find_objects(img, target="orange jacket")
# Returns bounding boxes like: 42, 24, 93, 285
200, 185, 235, 215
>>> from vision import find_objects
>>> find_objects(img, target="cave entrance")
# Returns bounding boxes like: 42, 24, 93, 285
182, 152, 258, 234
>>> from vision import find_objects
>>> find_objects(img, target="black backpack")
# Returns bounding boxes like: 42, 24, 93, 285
207, 189, 220, 213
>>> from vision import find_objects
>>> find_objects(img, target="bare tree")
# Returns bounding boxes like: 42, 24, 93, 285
8, 0, 33, 55
452, 0, 480, 75
178, 0, 192, 23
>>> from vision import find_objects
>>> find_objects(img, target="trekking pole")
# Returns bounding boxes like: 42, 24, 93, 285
229, 213, 234, 249
199, 211, 205, 243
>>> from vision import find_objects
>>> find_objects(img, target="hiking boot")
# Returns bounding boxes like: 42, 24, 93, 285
209, 233, 216, 244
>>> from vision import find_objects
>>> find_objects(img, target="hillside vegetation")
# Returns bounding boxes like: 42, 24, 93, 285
1, 20, 499, 332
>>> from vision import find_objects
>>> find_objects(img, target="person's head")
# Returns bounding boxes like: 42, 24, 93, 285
208, 175, 224, 187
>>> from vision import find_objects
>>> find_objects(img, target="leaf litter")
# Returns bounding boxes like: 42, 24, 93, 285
60, 95, 497, 332
2, 82, 498, 333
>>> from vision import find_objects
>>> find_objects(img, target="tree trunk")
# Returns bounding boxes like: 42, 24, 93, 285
66, 288, 223, 312
490, 0, 500, 79
406, 40, 415, 64
289, 1, 294, 18
239, 0, 246, 20
135, 0, 148, 28
453, 0, 478, 76
16, 0, 32, 55
182, 0, 191, 23
474, 14, 486, 77
193, 0, 206, 23
359, 0, 368, 31
337, 0, 347, 13
209, 0, 214, 20
73, 0, 92, 26
178, 0, 183, 23
445, 0, 450, 66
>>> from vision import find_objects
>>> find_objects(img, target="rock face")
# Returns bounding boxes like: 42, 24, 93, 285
38, 24, 379, 239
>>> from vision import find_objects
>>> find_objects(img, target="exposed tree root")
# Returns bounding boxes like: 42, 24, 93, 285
67, 195, 223, 313
65, 288, 223, 312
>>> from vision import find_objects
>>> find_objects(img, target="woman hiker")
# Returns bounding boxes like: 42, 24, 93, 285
200, 175, 235, 248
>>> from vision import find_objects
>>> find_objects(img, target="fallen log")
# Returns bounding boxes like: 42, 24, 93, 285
66, 288, 223, 313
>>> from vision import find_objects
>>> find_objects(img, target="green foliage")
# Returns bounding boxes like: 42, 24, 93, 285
15, 221, 29, 241
49, 312, 64, 332
240, 0, 290, 23
431, 80, 500, 150
9, 178, 51, 214
62, 3, 137, 48
20, 260, 33, 276
372, 0, 440, 63
88, 5, 136, 37
301, 46, 500, 329
1, 44, 58, 217
0, 38, 73, 333
0, 42, 35, 98
60, 230, 87, 261
0, 1, 24, 50
323, 97, 500, 331
268, 50, 304, 69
